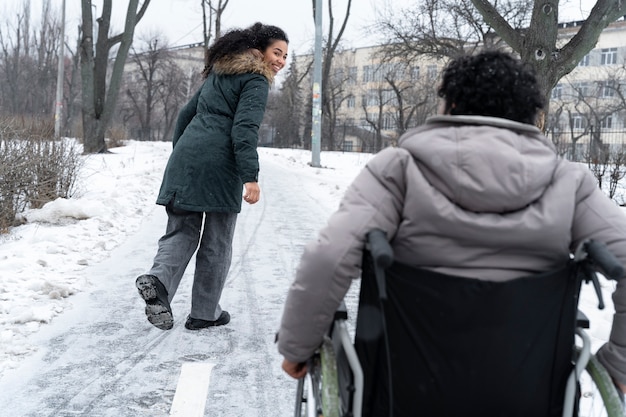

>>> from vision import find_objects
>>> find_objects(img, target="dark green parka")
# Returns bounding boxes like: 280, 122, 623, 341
156, 50, 274, 213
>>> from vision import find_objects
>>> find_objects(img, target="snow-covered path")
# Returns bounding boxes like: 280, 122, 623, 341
0, 151, 359, 416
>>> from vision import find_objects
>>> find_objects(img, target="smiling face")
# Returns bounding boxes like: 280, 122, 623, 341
262, 40, 289, 74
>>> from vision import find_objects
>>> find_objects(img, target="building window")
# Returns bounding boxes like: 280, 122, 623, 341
381, 89, 398, 106
599, 81, 615, 98
578, 54, 590, 67
332, 68, 344, 84
363, 64, 385, 83
346, 95, 355, 108
571, 113, 587, 130
382, 113, 395, 130
347, 67, 357, 85
388, 63, 404, 80
363, 65, 375, 83
551, 84, 562, 100
427, 65, 438, 80
572, 82, 590, 97
601, 48, 618, 65
410, 66, 420, 81
374, 64, 387, 82
362, 91, 378, 107
343, 141, 354, 152
600, 115, 613, 129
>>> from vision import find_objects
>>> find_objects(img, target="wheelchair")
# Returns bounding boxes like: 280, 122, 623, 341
294, 229, 626, 417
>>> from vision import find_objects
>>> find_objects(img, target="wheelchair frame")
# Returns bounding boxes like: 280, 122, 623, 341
294, 231, 625, 417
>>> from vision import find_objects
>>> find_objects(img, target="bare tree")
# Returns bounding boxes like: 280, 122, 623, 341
545, 101, 572, 157
549, 65, 626, 161
382, 62, 439, 137
375, 0, 529, 62
158, 60, 197, 142
0, 7, 33, 115
376, 1, 624, 127
360, 82, 396, 152
323, 55, 355, 150
123, 35, 170, 141
201, 0, 230, 65
61, 36, 84, 138
79, 0, 151, 154
119, 34, 192, 142
290, 55, 314, 149
263, 59, 307, 148
30, 0, 59, 117
0, 1, 62, 118
472, 0, 625, 124
582, 138, 626, 204
607, 146, 626, 203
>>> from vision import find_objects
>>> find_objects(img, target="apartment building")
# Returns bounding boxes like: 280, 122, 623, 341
549, 19, 626, 154
294, 18, 626, 153
294, 46, 445, 151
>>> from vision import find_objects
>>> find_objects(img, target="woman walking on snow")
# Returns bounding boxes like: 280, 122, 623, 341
136, 22, 288, 331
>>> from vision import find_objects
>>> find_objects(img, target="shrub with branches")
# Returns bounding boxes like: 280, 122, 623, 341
0, 121, 81, 232
585, 143, 626, 205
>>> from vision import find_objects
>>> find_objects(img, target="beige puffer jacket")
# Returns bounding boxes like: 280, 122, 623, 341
278, 115, 626, 386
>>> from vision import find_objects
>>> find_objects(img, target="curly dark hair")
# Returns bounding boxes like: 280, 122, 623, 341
437, 51, 544, 124
202, 22, 288, 78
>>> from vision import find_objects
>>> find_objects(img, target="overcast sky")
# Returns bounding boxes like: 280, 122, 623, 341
2, 0, 599, 59
2, 0, 390, 58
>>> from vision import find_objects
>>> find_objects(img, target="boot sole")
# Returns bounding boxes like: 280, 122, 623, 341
136, 276, 173, 331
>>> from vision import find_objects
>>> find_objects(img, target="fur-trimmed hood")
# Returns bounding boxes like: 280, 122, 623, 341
212, 50, 275, 84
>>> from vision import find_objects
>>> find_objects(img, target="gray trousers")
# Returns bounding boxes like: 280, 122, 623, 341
149, 204, 237, 321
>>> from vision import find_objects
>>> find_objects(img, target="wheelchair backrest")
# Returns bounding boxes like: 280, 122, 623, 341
354, 250, 582, 417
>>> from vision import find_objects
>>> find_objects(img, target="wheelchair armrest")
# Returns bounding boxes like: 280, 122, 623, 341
334, 301, 348, 321
576, 310, 590, 329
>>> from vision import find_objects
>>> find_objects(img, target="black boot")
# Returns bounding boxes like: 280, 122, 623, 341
135, 274, 173, 330
184, 311, 230, 330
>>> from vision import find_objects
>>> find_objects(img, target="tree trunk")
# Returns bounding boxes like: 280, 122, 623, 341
318, 0, 351, 150
80, 0, 150, 154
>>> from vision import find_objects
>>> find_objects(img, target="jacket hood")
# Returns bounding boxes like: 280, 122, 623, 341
399, 115, 558, 213
212, 50, 275, 84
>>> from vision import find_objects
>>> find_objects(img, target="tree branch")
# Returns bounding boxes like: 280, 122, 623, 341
108, 0, 151, 47
559, 0, 625, 76
470, 0, 521, 51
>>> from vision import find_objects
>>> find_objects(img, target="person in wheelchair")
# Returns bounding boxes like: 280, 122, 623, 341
277, 51, 626, 415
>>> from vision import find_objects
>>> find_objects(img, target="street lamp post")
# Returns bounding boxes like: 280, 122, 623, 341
311, 0, 322, 167
54, 0, 66, 138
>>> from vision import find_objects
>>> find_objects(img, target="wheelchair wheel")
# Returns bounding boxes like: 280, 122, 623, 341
294, 356, 323, 417
295, 373, 321, 417
294, 337, 342, 417
578, 355, 625, 417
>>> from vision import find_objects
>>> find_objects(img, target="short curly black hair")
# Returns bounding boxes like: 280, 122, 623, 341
437, 51, 544, 124
202, 22, 288, 78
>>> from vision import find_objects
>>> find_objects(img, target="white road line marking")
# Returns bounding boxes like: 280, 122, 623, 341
170, 362, 215, 417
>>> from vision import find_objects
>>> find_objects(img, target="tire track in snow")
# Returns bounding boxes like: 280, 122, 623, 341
203, 156, 335, 416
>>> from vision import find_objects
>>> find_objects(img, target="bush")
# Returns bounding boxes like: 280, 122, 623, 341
0, 120, 81, 232
585, 143, 626, 205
